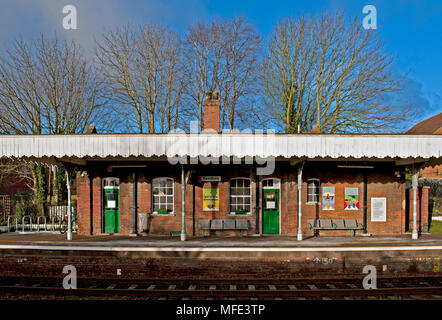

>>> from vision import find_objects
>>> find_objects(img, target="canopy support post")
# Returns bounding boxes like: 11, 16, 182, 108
65, 165, 73, 241
412, 165, 419, 240
181, 164, 187, 241
297, 162, 305, 241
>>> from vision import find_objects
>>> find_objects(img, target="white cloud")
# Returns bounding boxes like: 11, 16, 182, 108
0, 0, 210, 53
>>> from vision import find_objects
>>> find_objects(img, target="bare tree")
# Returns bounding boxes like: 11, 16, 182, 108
183, 21, 225, 131
258, 10, 417, 133
221, 17, 261, 129
0, 34, 109, 214
258, 15, 316, 133
184, 16, 261, 131
96, 24, 185, 133
0, 159, 32, 190
0, 34, 109, 135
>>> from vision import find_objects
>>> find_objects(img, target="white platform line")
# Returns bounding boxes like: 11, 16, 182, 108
0, 245, 441, 252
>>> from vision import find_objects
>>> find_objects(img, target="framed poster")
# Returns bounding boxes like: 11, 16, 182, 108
371, 197, 386, 222
344, 187, 359, 210
322, 186, 335, 210
202, 184, 219, 211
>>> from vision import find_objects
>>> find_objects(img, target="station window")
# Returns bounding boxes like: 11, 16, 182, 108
230, 178, 251, 214
307, 178, 320, 204
152, 177, 174, 214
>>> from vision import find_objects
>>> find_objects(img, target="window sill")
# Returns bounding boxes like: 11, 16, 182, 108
228, 213, 252, 216
150, 213, 175, 216
306, 202, 320, 205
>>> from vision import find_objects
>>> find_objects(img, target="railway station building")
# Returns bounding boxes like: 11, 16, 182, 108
0, 94, 440, 240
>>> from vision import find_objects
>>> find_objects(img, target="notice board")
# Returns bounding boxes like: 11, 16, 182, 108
371, 197, 386, 222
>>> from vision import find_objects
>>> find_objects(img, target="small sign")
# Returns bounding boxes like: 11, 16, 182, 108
371, 197, 386, 222
107, 200, 116, 208
199, 176, 221, 183
266, 201, 276, 209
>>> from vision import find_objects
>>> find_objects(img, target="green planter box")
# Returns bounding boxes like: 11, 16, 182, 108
235, 209, 246, 215
157, 209, 169, 215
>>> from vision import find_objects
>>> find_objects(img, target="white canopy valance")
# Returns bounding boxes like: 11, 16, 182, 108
0, 134, 440, 164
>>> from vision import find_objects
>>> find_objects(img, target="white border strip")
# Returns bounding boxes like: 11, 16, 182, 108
0, 245, 441, 252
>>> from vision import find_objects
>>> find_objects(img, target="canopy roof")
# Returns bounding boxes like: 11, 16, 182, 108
0, 133, 440, 166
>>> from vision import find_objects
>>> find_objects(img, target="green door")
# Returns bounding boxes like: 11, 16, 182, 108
263, 189, 280, 234
104, 188, 120, 233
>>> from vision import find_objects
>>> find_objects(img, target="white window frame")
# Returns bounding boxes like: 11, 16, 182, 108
152, 177, 174, 215
229, 177, 252, 215
307, 178, 320, 204
262, 178, 281, 189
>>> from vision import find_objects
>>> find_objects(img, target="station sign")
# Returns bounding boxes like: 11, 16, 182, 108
199, 176, 221, 183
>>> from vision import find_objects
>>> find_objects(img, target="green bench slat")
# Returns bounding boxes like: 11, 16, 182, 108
308, 219, 362, 230
198, 219, 249, 232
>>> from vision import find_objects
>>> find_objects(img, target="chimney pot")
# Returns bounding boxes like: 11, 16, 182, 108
203, 91, 220, 133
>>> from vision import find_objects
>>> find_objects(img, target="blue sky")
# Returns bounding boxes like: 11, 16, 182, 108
0, 0, 441, 123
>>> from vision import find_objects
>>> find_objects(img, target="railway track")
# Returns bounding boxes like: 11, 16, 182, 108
0, 275, 441, 300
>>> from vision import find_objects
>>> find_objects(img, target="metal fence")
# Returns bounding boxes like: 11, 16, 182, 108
2, 205, 76, 233
49, 205, 74, 220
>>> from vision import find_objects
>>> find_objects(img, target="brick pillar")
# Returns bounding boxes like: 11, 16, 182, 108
76, 171, 91, 235
203, 92, 220, 133
421, 186, 430, 232
92, 176, 102, 234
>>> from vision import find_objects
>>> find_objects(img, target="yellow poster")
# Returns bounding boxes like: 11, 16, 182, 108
203, 184, 219, 211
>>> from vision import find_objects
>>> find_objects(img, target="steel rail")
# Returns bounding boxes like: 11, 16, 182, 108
0, 274, 440, 285
0, 285, 441, 299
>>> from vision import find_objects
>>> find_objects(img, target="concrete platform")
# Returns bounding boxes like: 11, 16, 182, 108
0, 233, 440, 277
0, 232, 441, 250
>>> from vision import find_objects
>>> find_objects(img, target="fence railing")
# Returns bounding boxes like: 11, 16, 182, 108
49, 205, 74, 220
3, 205, 76, 233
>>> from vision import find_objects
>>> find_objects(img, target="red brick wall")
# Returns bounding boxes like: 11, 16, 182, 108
77, 171, 103, 235
298, 165, 404, 237
420, 165, 441, 178
77, 162, 407, 237
76, 172, 90, 235
193, 166, 256, 237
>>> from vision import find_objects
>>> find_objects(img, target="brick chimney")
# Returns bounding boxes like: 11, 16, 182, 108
203, 92, 220, 133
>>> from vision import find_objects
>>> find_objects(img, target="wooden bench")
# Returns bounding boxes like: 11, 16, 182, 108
198, 219, 249, 236
307, 219, 363, 236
